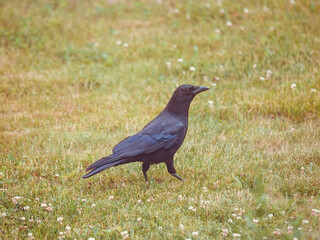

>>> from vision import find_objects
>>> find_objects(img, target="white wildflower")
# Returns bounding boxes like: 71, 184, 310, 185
189, 66, 196, 71
192, 231, 199, 236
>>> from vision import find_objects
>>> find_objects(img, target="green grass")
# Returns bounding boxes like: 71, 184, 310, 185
1, 0, 320, 239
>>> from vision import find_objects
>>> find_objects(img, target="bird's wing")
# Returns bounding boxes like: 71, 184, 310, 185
112, 132, 179, 157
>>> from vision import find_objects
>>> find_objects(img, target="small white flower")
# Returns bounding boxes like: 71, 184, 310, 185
59, 232, 64, 235
66, 226, 71, 231
116, 40, 122, 45
46, 206, 53, 212
41, 203, 47, 207
173, 8, 179, 13
290, 0, 295, 4
268, 213, 273, 218
192, 208, 197, 212
291, 83, 296, 89
238, 51, 242, 55
189, 66, 196, 71
37, 220, 42, 223
215, 28, 221, 34
109, 196, 114, 200
23, 206, 30, 211
188, 206, 194, 210
205, 3, 211, 8
303, 220, 309, 224
293, 238, 298, 240
120, 231, 128, 235
221, 228, 229, 237
57, 217, 63, 222
212, 83, 217, 87
21, 217, 25, 221
137, 199, 142, 203
166, 62, 171, 68
192, 231, 199, 236
179, 224, 184, 230
234, 208, 239, 211
288, 226, 293, 230
233, 233, 241, 238
226, 21, 232, 26
298, 227, 302, 230
55, 174, 59, 177
137, 217, 141, 222
81, 199, 86, 202
260, 76, 265, 81
123, 43, 129, 47
28, 233, 33, 237
232, 213, 237, 217
219, 8, 225, 14
178, 58, 183, 62
253, 219, 259, 223
88, 238, 95, 240
243, 8, 249, 14
159, 226, 163, 230
214, 76, 220, 81
311, 88, 317, 92
228, 218, 233, 223
253, 64, 257, 69
178, 195, 183, 200
1, 212, 7, 217
236, 216, 241, 220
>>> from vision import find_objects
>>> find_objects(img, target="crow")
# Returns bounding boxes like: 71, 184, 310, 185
82, 84, 209, 181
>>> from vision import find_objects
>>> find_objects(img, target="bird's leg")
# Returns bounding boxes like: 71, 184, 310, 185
142, 162, 150, 182
166, 160, 184, 182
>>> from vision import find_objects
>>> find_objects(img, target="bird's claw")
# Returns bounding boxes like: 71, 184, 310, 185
172, 174, 184, 182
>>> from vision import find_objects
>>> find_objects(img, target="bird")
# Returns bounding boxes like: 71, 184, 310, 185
82, 84, 209, 182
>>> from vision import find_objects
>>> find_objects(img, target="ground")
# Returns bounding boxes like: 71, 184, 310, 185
0, 0, 320, 239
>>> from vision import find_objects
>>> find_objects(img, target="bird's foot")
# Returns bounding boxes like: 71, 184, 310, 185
171, 173, 184, 182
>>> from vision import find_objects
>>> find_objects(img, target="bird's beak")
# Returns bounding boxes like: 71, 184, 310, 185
193, 86, 209, 95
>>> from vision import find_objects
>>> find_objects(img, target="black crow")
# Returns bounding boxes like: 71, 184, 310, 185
82, 84, 209, 181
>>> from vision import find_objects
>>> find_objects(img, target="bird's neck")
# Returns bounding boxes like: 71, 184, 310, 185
164, 97, 192, 117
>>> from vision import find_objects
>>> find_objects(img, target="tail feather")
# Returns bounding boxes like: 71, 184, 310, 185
86, 154, 122, 171
82, 160, 123, 178
82, 154, 126, 179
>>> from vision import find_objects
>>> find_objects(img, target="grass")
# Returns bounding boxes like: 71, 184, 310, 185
1, 0, 320, 239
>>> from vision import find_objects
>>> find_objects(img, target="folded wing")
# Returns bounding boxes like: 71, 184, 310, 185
82, 132, 179, 178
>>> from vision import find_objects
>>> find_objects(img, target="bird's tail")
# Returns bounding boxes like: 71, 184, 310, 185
82, 154, 125, 179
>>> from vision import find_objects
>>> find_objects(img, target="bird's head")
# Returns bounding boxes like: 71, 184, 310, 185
177, 84, 210, 97
165, 84, 209, 115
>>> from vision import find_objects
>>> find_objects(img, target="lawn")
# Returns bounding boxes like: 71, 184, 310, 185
0, 0, 320, 239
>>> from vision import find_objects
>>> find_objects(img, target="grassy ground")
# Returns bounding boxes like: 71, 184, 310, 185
1, 0, 320, 239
